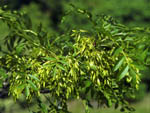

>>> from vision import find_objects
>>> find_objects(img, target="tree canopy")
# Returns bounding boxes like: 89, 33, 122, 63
0, 5, 150, 113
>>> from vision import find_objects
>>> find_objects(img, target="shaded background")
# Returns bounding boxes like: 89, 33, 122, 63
0, 0, 150, 113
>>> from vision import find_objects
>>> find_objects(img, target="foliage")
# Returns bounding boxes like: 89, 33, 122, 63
20, 3, 51, 31
1, 94, 150, 113
62, 0, 150, 27
0, 5, 150, 113
1, 0, 150, 30
61, 1, 150, 101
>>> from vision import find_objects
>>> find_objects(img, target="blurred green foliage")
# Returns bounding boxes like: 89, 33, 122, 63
0, 94, 150, 113
21, 3, 51, 30
1, 0, 150, 29
64, 0, 150, 27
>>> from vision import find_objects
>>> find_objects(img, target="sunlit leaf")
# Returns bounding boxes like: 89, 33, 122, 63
58, 60, 68, 65
17, 83, 26, 89
28, 74, 40, 82
113, 56, 125, 72
57, 64, 66, 71
42, 57, 56, 61
118, 65, 129, 81
27, 80, 38, 91
129, 68, 137, 84
25, 85, 30, 98
113, 47, 123, 56
89, 61, 97, 70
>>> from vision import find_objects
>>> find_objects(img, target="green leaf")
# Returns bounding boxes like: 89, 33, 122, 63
107, 99, 112, 107
80, 44, 86, 53
0, 68, 7, 78
89, 62, 97, 70
129, 68, 137, 84
57, 64, 66, 71
124, 37, 134, 41
58, 60, 68, 65
0, 80, 3, 88
27, 80, 38, 91
113, 56, 125, 72
104, 92, 112, 107
0, 8, 4, 14
16, 43, 24, 54
133, 62, 147, 70
25, 85, 30, 98
113, 47, 123, 56
42, 57, 56, 61
140, 48, 148, 61
28, 74, 40, 82
85, 80, 92, 88
17, 83, 26, 89
40, 103, 48, 113
118, 65, 129, 81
